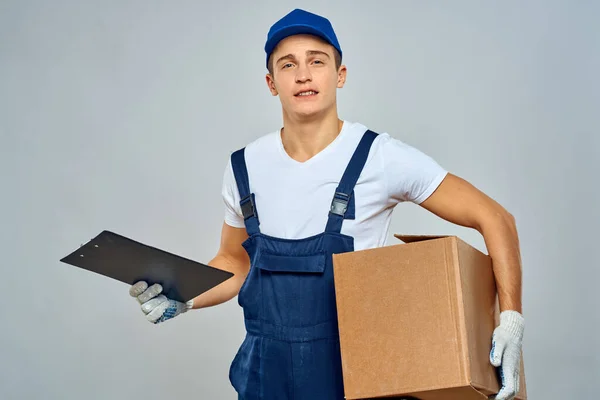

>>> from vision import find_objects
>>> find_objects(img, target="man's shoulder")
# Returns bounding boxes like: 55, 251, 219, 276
359, 123, 417, 149
231, 129, 280, 155
353, 123, 438, 165
347, 121, 393, 141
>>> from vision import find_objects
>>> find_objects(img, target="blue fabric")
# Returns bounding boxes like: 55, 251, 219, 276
264, 8, 343, 68
228, 130, 378, 400
231, 148, 260, 236
325, 130, 378, 233
255, 251, 326, 274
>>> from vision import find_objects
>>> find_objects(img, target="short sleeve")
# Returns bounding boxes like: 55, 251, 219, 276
221, 157, 245, 228
382, 134, 448, 204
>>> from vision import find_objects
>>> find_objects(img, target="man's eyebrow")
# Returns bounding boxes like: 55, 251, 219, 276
275, 50, 331, 65
306, 50, 330, 58
275, 53, 296, 65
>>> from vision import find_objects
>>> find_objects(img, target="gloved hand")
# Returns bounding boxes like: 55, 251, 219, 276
129, 281, 194, 324
489, 310, 525, 400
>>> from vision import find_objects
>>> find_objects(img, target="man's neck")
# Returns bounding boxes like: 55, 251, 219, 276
280, 109, 344, 163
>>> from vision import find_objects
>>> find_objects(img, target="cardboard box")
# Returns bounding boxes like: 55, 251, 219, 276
332, 234, 526, 400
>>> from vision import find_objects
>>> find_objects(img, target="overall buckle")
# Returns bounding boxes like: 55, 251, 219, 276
330, 191, 350, 216
240, 194, 256, 220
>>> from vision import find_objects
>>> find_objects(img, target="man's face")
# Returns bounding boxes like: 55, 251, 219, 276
266, 34, 346, 119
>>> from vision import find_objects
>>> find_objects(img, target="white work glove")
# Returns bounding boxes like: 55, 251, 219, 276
489, 310, 525, 400
129, 281, 194, 324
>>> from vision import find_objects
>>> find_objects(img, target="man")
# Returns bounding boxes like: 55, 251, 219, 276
130, 8, 524, 400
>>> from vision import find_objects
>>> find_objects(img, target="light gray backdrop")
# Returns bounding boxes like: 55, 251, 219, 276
1, 1, 598, 399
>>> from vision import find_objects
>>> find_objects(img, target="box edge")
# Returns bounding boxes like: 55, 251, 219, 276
446, 237, 471, 387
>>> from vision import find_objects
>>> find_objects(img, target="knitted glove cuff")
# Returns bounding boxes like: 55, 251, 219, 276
499, 310, 525, 341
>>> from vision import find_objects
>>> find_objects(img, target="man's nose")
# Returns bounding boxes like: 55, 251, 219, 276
295, 63, 312, 83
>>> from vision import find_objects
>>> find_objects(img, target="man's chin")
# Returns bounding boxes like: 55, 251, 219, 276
289, 104, 328, 119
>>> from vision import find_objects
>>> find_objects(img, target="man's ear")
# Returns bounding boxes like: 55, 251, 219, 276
337, 65, 347, 88
265, 73, 278, 96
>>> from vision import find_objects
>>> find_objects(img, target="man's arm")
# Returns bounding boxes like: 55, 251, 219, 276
189, 222, 251, 309
419, 173, 522, 313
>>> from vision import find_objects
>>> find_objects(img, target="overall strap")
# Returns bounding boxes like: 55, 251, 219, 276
325, 130, 379, 234
230, 148, 261, 236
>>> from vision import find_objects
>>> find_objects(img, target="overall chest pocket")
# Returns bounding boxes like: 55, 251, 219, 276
256, 251, 326, 274
256, 250, 335, 326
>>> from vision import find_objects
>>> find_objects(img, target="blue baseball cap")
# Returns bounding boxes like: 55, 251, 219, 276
264, 8, 342, 69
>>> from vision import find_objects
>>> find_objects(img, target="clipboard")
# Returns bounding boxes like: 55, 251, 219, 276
60, 230, 234, 303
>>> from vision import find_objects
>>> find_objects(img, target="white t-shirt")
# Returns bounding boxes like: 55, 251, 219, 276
221, 120, 448, 251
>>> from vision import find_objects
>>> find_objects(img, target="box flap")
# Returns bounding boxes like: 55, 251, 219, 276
394, 234, 452, 243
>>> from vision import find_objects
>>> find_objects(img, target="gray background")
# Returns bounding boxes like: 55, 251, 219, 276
1, 1, 598, 399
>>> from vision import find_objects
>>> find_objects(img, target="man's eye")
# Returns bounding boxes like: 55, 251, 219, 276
313, 60, 323, 64
283, 63, 293, 68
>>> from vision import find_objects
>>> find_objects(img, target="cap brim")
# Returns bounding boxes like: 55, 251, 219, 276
265, 24, 336, 58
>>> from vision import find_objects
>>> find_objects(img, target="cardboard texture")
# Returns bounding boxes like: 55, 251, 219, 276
332, 234, 526, 400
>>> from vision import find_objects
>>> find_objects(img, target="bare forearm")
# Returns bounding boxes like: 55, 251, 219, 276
189, 254, 248, 309
479, 212, 523, 313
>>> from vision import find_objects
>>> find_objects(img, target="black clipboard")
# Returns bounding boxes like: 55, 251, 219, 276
60, 230, 234, 303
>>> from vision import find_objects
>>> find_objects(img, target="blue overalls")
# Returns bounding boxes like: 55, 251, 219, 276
228, 130, 378, 400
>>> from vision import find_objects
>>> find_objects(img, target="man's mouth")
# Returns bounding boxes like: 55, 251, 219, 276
295, 90, 318, 97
